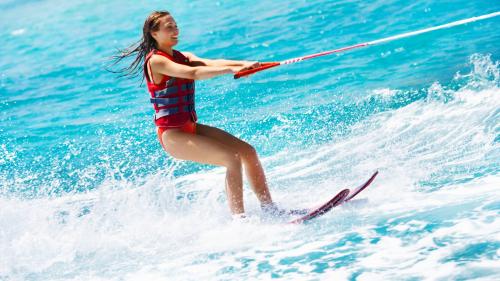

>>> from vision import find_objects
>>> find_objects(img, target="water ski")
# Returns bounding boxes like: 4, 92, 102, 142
288, 171, 379, 224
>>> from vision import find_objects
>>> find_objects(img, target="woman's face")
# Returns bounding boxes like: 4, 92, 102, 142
152, 15, 179, 47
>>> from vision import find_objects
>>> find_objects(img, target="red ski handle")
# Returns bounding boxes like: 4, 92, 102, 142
233, 62, 280, 79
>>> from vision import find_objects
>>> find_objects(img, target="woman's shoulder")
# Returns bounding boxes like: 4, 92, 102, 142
148, 50, 174, 64
149, 50, 193, 65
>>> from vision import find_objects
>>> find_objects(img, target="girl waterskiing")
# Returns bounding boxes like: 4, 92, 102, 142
114, 11, 292, 218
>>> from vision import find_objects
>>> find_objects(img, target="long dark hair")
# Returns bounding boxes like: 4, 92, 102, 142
109, 11, 170, 79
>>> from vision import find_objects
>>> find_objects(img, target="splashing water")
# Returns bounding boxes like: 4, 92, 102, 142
1, 0, 499, 280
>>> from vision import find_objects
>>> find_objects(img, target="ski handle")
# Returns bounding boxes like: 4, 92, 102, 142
233, 62, 280, 79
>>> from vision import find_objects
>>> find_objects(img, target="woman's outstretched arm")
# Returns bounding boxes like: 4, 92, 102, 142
183, 51, 260, 69
149, 54, 242, 80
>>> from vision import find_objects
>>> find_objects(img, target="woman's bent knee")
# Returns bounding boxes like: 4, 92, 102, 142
240, 143, 258, 160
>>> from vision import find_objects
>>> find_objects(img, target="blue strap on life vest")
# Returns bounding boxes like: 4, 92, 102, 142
154, 83, 194, 97
150, 94, 194, 106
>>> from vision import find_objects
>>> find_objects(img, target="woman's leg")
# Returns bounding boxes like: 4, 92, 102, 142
196, 123, 274, 206
161, 129, 244, 215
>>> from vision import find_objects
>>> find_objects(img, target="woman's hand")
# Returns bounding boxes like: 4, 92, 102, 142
229, 61, 261, 73
239, 61, 261, 71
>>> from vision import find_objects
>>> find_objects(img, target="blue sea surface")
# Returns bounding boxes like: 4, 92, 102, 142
1, 0, 499, 280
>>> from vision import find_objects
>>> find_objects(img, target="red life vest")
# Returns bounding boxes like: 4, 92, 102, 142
144, 49, 197, 128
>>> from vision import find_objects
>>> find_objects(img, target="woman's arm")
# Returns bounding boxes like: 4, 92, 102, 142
183, 52, 260, 69
149, 54, 242, 80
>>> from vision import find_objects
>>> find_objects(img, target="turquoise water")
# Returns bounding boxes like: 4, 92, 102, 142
1, 0, 499, 280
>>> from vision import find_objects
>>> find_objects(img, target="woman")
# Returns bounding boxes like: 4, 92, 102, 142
115, 11, 289, 218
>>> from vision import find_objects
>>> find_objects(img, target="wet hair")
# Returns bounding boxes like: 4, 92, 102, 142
109, 11, 170, 79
